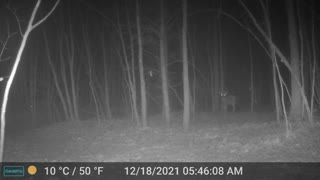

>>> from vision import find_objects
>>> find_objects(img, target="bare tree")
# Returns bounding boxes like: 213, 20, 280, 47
182, 0, 191, 131
117, 3, 140, 126
43, 32, 72, 122
310, 1, 318, 119
190, 31, 197, 120
66, 26, 80, 122
286, 0, 302, 120
126, 3, 139, 124
217, 3, 225, 94
82, 25, 103, 123
26, 50, 39, 126
260, 0, 282, 123
248, 34, 254, 112
160, 0, 171, 126
239, 0, 291, 135
101, 30, 113, 120
209, 9, 220, 112
0, 0, 60, 162
49, 21, 80, 122
136, 0, 147, 128
239, 0, 314, 128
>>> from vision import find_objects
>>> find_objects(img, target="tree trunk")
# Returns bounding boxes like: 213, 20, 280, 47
261, 0, 282, 122
217, 6, 224, 93
248, 35, 254, 112
126, 3, 140, 125
0, 0, 60, 163
210, 11, 220, 112
287, 0, 302, 120
102, 36, 113, 120
44, 33, 70, 121
136, 0, 147, 128
160, 0, 171, 126
117, 6, 140, 126
182, 0, 190, 131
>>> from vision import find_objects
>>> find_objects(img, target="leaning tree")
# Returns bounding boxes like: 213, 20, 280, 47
0, 0, 60, 162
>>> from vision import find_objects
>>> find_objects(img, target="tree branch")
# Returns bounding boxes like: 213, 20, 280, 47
32, 0, 60, 29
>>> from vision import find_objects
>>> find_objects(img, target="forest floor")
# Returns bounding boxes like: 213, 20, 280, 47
4, 112, 320, 162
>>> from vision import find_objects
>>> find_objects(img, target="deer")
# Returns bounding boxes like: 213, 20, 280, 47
219, 90, 236, 112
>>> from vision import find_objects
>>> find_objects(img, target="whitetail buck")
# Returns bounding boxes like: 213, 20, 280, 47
219, 90, 236, 112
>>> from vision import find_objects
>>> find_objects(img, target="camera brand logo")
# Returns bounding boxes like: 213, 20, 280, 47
3, 166, 25, 177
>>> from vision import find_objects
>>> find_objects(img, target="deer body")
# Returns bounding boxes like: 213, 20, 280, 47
219, 91, 236, 112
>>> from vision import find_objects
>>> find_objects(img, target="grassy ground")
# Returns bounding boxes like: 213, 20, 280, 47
4, 112, 320, 162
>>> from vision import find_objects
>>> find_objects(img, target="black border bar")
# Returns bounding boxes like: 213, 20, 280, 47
1, 162, 320, 180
